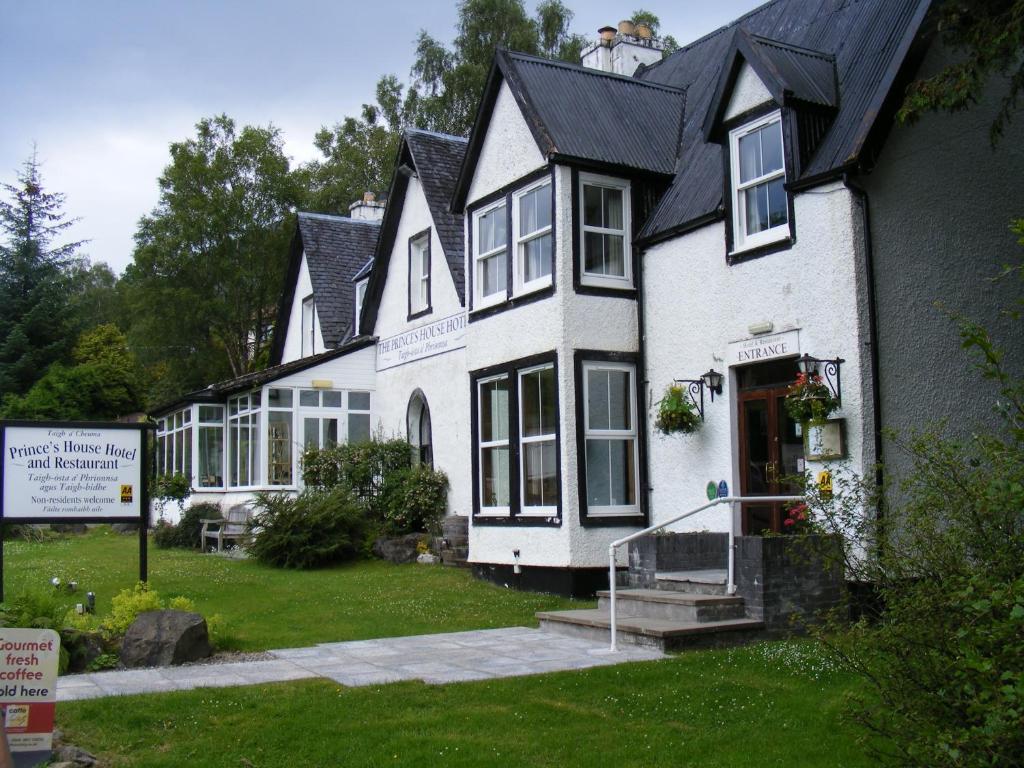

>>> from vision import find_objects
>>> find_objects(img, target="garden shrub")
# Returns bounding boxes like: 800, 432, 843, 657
0, 588, 91, 674
302, 439, 411, 498
153, 502, 223, 549
379, 466, 449, 535
152, 473, 191, 520
248, 487, 368, 569
102, 582, 164, 638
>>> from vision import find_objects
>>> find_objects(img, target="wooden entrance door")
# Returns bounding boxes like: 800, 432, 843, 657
737, 360, 804, 534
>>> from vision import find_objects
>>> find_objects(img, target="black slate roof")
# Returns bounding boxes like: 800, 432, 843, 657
405, 129, 468, 297
637, 0, 931, 242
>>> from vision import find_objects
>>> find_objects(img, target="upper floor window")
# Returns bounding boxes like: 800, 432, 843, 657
580, 173, 632, 289
354, 279, 368, 335
513, 180, 553, 294
729, 112, 789, 252
408, 231, 431, 319
301, 296, 316, 357
473, 202, 507, 309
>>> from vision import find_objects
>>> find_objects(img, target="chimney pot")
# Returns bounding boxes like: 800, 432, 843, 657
617, 19, 635, 36
363, 191, 375, 202
598, 25, 616, 44
635, 22, 653, 39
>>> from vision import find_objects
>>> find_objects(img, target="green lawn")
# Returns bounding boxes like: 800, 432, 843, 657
2, 528, 588, 650
57, 641, 870, 767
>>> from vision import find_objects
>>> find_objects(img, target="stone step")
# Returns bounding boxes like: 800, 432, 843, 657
536, 609, 765, 652
655, 569, 729, 595
595, 589, 746, 623
440, 550, 469, 568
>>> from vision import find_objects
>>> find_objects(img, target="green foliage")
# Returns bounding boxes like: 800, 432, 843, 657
152, 473, 192, 513
783, 372, 840, 425
378, 466, 450, 535
654, 383, 702, 434
807, 251, 1024, 766
124, 114, 299, 403
0, 150, 85, 399
899, 0, 1024, 144
86, 653, 119, 672
302, 438, 413, 497
101, 582, 164, 638
0, 588, 70, 631
248, 488, 368, 569
0, 323, 144, 420
153, 502, 223, 549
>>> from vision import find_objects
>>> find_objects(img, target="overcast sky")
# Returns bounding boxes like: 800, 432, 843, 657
1, 1, 763, 274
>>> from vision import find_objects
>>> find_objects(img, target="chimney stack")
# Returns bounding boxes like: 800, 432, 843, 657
581, 21, 665, 77
348, 191, 386, 221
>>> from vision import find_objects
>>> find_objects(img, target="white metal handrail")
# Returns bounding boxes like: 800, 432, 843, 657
607, 495, 803, 651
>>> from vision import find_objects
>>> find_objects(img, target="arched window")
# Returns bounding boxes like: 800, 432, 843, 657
407, 390, 433, 467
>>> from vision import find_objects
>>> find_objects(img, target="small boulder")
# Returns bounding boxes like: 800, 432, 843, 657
52, 744, 97, 766
417, 552, 440, 565
120, 610, 211, 668
372, 533, 430, 564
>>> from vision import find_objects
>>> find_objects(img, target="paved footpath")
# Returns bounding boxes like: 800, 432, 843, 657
57, 627, 663, 701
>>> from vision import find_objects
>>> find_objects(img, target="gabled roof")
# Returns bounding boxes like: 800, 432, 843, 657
358, 130, 468, 335
406, 129, 468, 295
153, 336, 377, 416
636, 0, 932, 243
453, 50, 686, 208
268, 212, 380, 365
703, 30, 837, 141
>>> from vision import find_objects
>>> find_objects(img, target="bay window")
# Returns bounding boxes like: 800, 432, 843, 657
513, 179, 553, 293
473, 202, 507, 308
197, 405, 224, 487
228, 392, 260, 488
518, 364, 557, 515
156, 407, 192, 480
477, 375, 510, 513
729, 112, 789, 252
267, 388, 293, 486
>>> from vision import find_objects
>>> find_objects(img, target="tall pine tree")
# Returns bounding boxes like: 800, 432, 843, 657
0, 150, 84, 398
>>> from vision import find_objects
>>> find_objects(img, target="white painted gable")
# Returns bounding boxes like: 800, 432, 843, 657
724, 62, 775, 122
465, 81, 547, 206
280, 252, 326, 364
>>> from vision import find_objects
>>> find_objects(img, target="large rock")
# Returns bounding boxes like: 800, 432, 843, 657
372, 533, 430, 564
120, 610, 211, 668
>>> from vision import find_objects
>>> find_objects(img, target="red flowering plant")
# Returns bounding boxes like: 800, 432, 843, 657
784, 372, 839, 424
782, 501, 813, 533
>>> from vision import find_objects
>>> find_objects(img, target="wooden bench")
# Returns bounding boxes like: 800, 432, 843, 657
201, 506, 252, 552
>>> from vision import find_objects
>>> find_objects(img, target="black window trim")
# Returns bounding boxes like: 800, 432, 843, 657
574, 349, 649, 528
407, 227, 433, 322
470, 350, 562, 527
467, 166, 557, 323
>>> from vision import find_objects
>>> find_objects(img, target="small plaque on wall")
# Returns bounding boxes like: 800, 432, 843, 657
804, 419, 845, 461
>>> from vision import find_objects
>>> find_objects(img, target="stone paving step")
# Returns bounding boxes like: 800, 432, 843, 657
56, 627, 663, 701
655, 569, 729, 595
536, 609, 764, 652
596, 589, 746, 623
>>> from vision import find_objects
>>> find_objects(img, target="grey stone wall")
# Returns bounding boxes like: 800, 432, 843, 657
863, 43, 1024, 481
735, 535, 844, 631
626, 532, 728, 587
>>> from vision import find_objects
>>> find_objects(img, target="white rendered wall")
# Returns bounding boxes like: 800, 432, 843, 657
724, 63, 774, 121
280, 253, 327, 364
370, 176, 471, 518
643, 181, 873, 533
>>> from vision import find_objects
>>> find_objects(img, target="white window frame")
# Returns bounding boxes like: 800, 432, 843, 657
729, 110, 789, 253
473, 200, 508, 310
582, 361, 641, 517
512, 178, 553, 296
196, 404, 225, 489
409, 234, 430, 316
476, 373, 511, 516
156, 406, 193, 481
227, 392, 261, 489
517, 363, 557, 516
354, 279, 368, 335
579, 172, 632, 290
301, 296, 316, 357
265, 388, 296, 488
346, 391, 372, 444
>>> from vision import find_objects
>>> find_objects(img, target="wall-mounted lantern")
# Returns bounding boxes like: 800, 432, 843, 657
673, 369, 725, 421
795, 354, 845, 404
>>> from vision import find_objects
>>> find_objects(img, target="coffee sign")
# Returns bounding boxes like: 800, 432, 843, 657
0, 628, 59, 762
728, 329, 800, 366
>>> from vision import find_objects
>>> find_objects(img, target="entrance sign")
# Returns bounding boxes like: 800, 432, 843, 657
0, 628, 59, 766
376, 312, 467, 371
728, 329, 800, 366
2, 424, 144, 520
0, 421, 152, 600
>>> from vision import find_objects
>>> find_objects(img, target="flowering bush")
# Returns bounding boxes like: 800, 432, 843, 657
783, 502, 813, 532
784, 373, 839, 424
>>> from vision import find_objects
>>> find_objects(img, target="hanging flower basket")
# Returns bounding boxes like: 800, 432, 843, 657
784, 373, 839, 424
655, 384, 701, 435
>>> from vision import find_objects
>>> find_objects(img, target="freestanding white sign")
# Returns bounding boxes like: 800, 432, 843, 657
1, 423, 144, 520
0, 627, 59, 764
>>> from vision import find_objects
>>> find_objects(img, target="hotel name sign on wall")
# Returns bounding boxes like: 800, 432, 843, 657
1, 424, 144, 520
377, 312, 467, 371
727, 329, 801, 366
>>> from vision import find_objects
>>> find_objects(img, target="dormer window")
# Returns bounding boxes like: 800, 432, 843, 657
408, 230, 431, 320
729, 112, 789, 253
580, 173, 632, 289
473, 201, 507, 309
301, 295, 316, 357
354, 278, 368, 334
